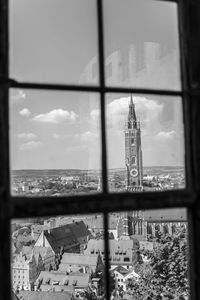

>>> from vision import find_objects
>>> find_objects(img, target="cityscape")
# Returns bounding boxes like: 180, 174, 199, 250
11, 97, 188, 300
9, 1, 188, 299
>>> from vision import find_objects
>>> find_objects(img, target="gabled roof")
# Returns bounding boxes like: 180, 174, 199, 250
85, 239, 138, 254
59, 253, 98, 270
17, 291, 72, 300
124, 266, 139, 279
67, 221, 89, 242
33, 246, 54, 259
44, 221, 89, 253
35, 271, 89, 288
44, 227, 78, 253
111, 265, 129, 276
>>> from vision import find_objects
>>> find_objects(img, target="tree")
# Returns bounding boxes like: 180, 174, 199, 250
149, 227, 189, 297
127, 226, 189, 299
83, 290, 98, 300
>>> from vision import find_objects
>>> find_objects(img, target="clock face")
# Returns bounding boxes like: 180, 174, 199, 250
130, 168, 138, 177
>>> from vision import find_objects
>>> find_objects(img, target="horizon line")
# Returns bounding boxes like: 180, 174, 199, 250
11, 165, 185, 171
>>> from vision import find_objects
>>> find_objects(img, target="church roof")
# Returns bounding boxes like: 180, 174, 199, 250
67, 221, 89, 243
144, 208, 187, 222
44, 221, 89, 253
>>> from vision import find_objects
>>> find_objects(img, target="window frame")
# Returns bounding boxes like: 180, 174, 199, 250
0, 0, 200, 299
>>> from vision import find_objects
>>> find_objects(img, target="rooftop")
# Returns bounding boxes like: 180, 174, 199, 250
35, 271, 90, 288
85, 239, 139, 254
44, 221, 89, 253
59, 253, 98, 266
144, 208, 187, 222
16, 290, 72, 300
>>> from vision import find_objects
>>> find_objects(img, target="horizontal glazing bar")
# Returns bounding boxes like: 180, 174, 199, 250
154, 0, 178, 3
10, 190, 194, 218
4, 79, 185, 96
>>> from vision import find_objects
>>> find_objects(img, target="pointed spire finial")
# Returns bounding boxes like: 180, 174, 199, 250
130, 94, 134, 107
128, 94, 137, 128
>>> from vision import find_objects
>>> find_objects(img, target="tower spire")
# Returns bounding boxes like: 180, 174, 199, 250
128, 95, 137, 129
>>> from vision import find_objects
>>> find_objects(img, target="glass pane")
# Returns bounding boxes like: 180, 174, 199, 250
10, 0, 99, 85
106, 94, 185, 192
11, 214, 105, 296
104, 0, 181, 90
109, 209, 189, 299
10, 89, 101, 196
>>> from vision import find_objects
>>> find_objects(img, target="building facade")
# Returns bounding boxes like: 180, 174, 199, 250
12, 252, 38, 291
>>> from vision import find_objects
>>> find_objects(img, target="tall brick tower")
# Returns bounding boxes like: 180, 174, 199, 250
117, 96, 146, 240
125, 95, 143, 192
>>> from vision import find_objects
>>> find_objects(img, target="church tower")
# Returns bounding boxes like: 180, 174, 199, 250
117, 96, 146, 240
125, 95, 143, 192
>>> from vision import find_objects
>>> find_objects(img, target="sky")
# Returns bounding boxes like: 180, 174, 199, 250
9, 0, 184, 170
10, 91, 184, 169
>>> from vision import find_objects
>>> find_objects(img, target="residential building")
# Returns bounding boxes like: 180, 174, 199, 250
34, 271, 89, 293
58, 252, 101, 274
12, 252, 38, 291
111, 265, 139, 291
84, 239, 139, 269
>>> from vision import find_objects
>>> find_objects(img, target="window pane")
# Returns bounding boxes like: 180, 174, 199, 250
106, 94, 185, 192
10, 89, 101, 196
104, 0, 181, 90
109, 209, 189, 299
11, 214, 105, 296
10, 0, 99, 85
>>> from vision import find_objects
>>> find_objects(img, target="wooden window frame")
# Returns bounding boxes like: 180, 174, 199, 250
0, 0, 200, 299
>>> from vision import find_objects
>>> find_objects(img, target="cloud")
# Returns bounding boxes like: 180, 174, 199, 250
20, 141, 41, 150
10, 89, 26, 104
16, 133, 37, 139
19, 108, 31, 117
52, 133, 72, 140
89, 95, 184, 168
32, 109, 78, 124
52, 133, 62, 139
90, 96, 164, 135
80, 131, 98, 142
156, 130, 176, 140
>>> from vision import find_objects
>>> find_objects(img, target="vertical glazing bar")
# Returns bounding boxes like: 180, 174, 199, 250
103, 212, 110, 300
178, 2, 194, 297
97, 0, 108, 194
0, 0, 10, 300
179, 0, 200, 299
97, 0, 109, 299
